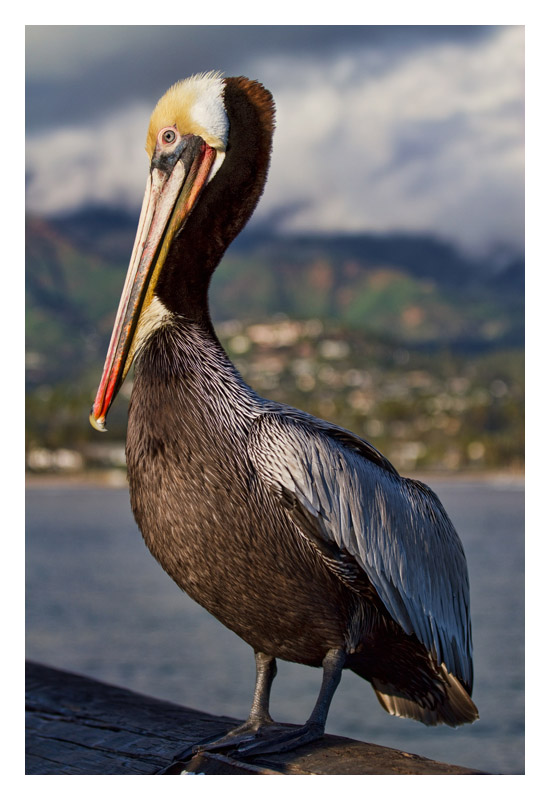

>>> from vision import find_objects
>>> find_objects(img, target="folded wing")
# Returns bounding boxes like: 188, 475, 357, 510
248, 410, 473, 692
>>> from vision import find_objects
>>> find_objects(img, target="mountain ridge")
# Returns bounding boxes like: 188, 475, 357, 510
28, 205, 524, 351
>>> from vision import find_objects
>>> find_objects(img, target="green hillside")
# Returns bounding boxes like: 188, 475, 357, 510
25, 211, 524, 473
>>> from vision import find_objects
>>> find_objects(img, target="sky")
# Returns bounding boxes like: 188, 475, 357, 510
25, 25, 524, 256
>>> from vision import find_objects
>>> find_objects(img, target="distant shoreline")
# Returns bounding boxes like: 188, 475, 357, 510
25, 468, 525, 489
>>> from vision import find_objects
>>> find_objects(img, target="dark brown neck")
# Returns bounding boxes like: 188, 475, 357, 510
155, 77, 275, 327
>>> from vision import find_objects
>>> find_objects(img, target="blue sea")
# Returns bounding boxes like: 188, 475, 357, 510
26, 476, 524, 775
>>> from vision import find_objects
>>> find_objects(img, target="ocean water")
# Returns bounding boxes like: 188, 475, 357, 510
26, 477, 524, 775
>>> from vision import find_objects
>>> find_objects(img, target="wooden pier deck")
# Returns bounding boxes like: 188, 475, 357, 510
25, 661, 486, 775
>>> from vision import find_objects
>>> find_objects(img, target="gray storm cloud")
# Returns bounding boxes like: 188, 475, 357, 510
25, 25, 524, 254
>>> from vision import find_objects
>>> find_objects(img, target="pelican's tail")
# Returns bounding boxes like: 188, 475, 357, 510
369, 664, 479, 727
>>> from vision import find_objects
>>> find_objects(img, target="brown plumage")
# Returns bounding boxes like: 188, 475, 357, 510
91, 73, 478, 760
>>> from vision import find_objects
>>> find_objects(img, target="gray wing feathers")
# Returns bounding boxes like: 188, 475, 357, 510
248, 411, 473, 690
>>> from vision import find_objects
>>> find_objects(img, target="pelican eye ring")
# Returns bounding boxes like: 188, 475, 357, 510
161, 128, 177, 145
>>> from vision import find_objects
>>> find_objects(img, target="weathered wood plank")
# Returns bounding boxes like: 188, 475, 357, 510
26, 661, 236, 775
26, 661, 486, 775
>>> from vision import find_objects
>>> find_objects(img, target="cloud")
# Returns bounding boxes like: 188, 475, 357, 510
25, 26, 524, 254
254, 26, 524, 252
26, 104, 152, 213
25, 25, 496, 133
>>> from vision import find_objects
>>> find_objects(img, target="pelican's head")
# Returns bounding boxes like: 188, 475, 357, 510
146, 71, 228, 160
90, 72, 274, 431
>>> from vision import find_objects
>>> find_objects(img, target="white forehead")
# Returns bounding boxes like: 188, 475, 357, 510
184, 71, 229, 147
147, 71, 229, 156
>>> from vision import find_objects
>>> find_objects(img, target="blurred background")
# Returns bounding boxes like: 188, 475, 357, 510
25, 25, 524, 775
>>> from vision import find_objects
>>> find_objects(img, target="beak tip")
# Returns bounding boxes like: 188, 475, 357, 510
90, 411, 108, 432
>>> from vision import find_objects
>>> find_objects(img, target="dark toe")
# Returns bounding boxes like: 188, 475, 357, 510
237, 722, 324, 755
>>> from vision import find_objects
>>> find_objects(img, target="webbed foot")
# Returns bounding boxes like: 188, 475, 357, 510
192, 717, 278, 754
236, 721, 325, 755
158, 717, 279, 772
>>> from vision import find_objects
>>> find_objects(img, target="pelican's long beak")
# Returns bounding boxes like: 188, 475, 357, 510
90, 135, 217, 431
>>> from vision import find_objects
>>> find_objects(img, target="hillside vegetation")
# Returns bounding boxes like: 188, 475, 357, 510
25, 208, 524, 474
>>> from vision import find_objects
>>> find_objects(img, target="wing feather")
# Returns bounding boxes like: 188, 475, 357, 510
248, 410, 473, 691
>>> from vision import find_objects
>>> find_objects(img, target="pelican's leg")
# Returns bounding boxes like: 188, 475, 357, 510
237, 647, 346, 755
159, 652, 278, 771
162, 650, 277, 765
193, 650, 278, 752
246, 650, 278, 727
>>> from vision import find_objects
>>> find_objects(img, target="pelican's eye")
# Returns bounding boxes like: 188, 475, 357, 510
160, 127, 178, 145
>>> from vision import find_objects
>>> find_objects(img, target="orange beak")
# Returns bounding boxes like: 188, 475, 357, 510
90, 136, 216, 431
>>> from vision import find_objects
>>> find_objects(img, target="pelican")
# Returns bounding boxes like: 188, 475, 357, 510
90, 72, 478, 758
